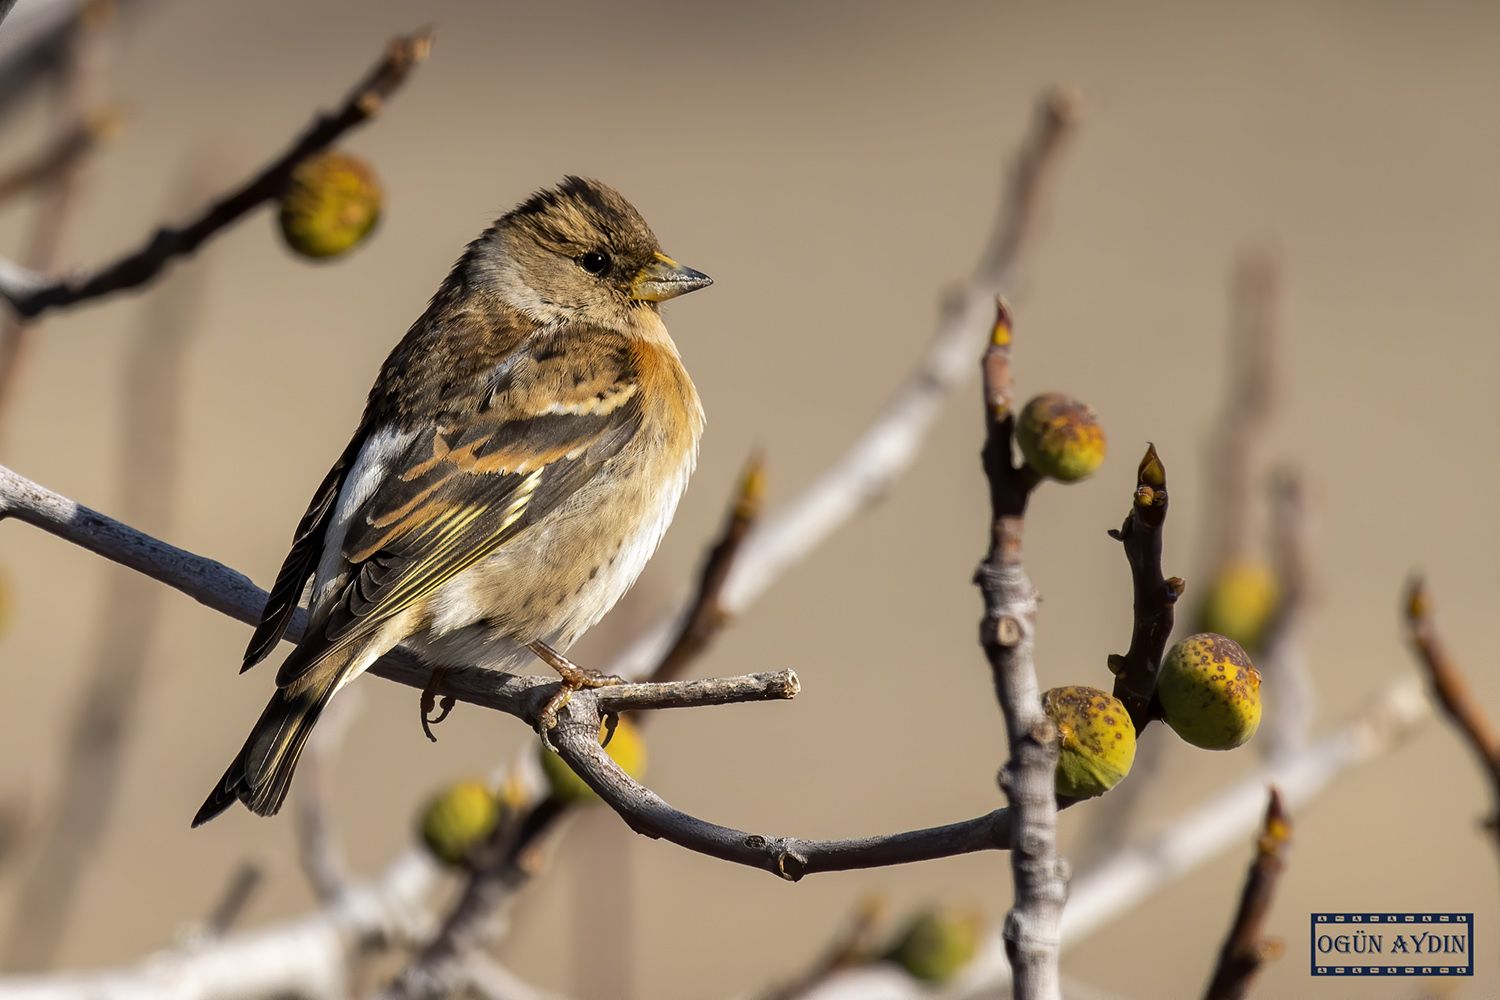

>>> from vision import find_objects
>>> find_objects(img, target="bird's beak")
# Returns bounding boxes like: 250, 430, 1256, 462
630, 253, 713, 302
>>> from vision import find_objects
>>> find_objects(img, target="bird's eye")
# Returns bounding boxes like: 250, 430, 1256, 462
579, 251, 610, 275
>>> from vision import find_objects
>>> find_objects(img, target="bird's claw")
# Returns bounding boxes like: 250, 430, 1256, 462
420, 666, 456, 742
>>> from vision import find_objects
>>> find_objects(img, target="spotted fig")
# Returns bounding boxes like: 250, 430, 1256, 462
1042, 685, 1136, 798
1157, 633, 1261, 750
1014, 392, 1106, 481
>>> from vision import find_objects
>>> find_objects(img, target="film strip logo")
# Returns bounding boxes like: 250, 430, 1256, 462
1311, 913, 1472, 976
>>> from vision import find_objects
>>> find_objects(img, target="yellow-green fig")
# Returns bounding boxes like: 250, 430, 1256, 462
884, 905, 984, 983
1157, 633, 1262, 750
1196, 561, 1279, 654
419, 778, 499, 867
538, 717, 647, 805
1015, 392, 1106, 481
278, 151, 382, 258
1043, 685, 1136, 798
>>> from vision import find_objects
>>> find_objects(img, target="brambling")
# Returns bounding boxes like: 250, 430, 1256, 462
194, 177, 710, 825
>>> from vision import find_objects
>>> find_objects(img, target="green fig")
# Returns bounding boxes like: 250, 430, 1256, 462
1196, 561, 1279, 654
1157, 633, 1262, 750
1015, 392, 1106, 482
1043, 685, 1136, 798
538, 717, 647, 805
884, 905, 984, 983
419, 778, 499, 867
278, 151, 382, 259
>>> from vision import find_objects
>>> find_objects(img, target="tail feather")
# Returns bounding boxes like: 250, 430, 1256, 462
192, 668, 340, 827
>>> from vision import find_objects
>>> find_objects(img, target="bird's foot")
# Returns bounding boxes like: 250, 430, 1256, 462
526, 640, 624, 746
420, 666, 456, 742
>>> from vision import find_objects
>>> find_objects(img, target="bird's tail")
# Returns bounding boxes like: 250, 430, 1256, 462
192, 663, 342, 827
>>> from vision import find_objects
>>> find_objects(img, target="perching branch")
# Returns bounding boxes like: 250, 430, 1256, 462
1405, 577, 1500, 847
549, 697, 1013, 880
974, 301, 1062, 1000
1202, 788, 1290, 1000
1106, 444, 1182, 732
0, 462, 797, 726
0, 29, 433, 319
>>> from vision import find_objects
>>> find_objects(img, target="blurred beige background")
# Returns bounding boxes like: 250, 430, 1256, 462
0, 0, 1493, 997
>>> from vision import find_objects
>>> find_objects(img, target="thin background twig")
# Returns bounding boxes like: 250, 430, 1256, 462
1202, 787, 1290, 1000
0, 27, 432, 319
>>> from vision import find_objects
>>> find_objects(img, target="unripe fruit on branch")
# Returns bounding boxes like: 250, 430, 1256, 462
1195, 561, 1279, 654
1015, 392, 1106, 481
278, 152, 382, 259
1157, 633, 1262, 750
538, 717, 647, 805
419, 778, 499, 867
884, 905, 984, 983
1042, 685, 1136, 798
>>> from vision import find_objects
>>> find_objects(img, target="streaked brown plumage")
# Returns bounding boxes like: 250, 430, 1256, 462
194, 177, 709, 825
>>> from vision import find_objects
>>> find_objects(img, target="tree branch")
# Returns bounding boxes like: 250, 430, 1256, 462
1106, 444, 1182, 732
0, 462, 797, 725
1202, 787, 1290, 1000
974, 301, 1062, 1000
550, 698, 1013, 880
1405, 577, 1500, 849
0, 29, 433, 319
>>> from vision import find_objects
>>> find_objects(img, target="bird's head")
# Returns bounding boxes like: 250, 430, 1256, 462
474, 176, 711, 328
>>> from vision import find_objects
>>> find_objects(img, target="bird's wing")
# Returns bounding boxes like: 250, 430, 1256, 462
242, 432, 366, 672
274, 325, 643, 691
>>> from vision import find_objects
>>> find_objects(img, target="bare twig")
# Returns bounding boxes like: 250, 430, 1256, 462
974, 301, 1062, 1000
1106, 444, 1182, 732
1406, 577, 1500, 846
0, 28, 433, 319
0, 848, 443, 1000
1257, 468, 1315, 759
758, 895, 887, 1000
296, 689, 361, 903
0, 0, 112, 448
1199, 251, 1279, 574
0, 107, 119, 207
200, 861, 265, 939
550, 696, 1014, 879
1202, 788, 1290, 1000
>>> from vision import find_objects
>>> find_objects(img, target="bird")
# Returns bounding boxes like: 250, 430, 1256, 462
193, 176, 711, 826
